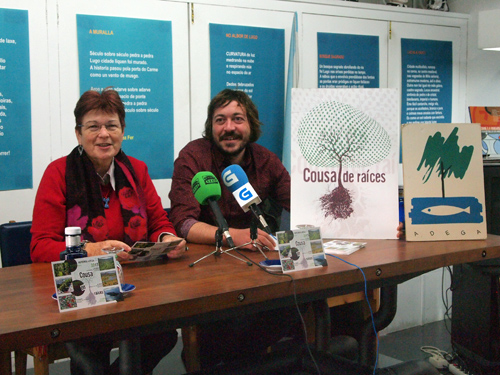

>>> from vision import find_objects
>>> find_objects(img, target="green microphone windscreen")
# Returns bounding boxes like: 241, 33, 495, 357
191, 171, 222, 205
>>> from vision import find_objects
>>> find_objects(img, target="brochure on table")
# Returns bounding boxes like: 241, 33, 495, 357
127, 239, 182, 262
276, 227, 328, 273
323, 240, 366, 255
52, 255, 123, 312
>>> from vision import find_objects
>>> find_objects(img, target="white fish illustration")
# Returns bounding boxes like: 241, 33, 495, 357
422, 205, 470, 216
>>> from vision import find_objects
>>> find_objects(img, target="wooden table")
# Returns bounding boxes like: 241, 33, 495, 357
2, 236, 500, 374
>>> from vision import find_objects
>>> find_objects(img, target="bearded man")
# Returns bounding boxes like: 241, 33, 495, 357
169, 88, 289, 249
169, 89, 295, 369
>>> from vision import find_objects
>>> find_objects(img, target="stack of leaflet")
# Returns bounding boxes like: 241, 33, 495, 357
323, 240, 366, 255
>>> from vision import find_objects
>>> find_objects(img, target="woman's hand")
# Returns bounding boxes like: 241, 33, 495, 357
161, 235, 187, 259
83, 240, 132, 260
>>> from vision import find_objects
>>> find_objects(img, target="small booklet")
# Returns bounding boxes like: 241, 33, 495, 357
323, 240, 366, 255
52, 255, 124, 312
275, 227, 328, 273
125, 240, 182, 262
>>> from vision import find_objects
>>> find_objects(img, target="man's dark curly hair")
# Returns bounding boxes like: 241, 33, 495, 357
203, 89, 262, 143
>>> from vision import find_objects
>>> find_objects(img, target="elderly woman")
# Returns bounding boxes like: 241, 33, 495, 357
30, 87, 185, 374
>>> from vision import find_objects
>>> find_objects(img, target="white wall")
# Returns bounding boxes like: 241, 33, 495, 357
0, 0, 52, 225
0, 3, 470, 218
0, 0, 481, 337
448, 0, 500, 108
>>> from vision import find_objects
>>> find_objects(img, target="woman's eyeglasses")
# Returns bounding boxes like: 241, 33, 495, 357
78, 123, 122, 134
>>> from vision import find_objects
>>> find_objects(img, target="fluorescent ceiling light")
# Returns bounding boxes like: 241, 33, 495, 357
478, 10, 500, 51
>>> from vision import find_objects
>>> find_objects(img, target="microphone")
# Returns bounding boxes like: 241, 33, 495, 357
221, 164, 272, 234
191, 171, 235, 248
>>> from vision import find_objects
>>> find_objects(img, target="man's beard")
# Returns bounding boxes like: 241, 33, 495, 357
215, 133, 249, 158
216, 141, 248, 158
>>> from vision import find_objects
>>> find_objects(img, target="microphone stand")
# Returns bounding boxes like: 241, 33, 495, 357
247, 216, 268, 259
215, 227, 223, 253
189, 228, 253, 267
223, 217, 269, 260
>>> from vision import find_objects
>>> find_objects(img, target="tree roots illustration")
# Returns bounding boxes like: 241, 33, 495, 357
320, 185, 353, 219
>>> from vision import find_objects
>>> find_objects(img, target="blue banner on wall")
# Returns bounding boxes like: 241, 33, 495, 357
77, 15, 174, 179
0, 8, 32, 191
209, 23, 285, 159
317, 32, 379, 88
401, 38, 452, 125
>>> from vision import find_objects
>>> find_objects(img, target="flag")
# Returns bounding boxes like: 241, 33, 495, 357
283, 12, 298, 172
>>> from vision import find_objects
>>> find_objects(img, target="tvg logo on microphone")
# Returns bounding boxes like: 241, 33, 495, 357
222, 169, 238, 187
239, 188, 254, 201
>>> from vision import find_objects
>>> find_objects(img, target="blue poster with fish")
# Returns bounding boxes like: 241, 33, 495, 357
401, 123, 487, 241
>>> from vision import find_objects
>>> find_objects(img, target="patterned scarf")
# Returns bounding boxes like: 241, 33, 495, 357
65, 146, 148, 245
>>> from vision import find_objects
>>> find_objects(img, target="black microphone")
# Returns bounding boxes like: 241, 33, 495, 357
191, 171, 235, 248
250, 216, 258, 241
221, 164, 273, 234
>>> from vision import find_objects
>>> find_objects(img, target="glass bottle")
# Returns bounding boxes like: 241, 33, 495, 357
60, 226, 88, 260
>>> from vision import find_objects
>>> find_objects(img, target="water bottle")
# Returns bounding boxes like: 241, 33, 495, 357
60, 226, 88, 260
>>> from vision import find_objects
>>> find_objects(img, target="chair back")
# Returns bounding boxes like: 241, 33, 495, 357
0, 221, 33, 267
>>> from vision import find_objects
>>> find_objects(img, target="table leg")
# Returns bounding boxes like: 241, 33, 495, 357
312, 299, 331, 352
0, 351, 11, 375
119, 338, 141, 375
359, 285, 398, 366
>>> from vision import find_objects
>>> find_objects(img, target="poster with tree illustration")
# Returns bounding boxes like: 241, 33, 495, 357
291, 88, 400, 239
401, 123, 487, 241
